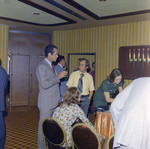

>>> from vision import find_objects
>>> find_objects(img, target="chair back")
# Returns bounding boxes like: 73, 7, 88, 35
107, 134, 114, 149
71, 123, 101, 149
42, 117, 68, 149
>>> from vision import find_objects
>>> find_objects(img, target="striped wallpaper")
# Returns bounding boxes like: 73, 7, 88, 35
52, 20, 150, 89
0, 25, 9, 72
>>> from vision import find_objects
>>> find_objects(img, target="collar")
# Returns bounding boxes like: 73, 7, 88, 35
45, 58, 52, 67
78, 70, 87, 75
58, 63, 63, 68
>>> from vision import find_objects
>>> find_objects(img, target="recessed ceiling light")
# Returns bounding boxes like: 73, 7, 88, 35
33, 13, 40, 15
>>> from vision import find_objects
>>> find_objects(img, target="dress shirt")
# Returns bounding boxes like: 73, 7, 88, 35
66, 70, 95, 95
111, 77, 150, 149
45, 58, 57, 75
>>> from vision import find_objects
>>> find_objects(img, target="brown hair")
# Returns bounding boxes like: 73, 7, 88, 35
57, 87, 80, 107
107, 68, 123, 83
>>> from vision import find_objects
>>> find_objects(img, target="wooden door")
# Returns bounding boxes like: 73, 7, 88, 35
29, 56, 44, 106
9, 32, 30, 55
10, 55, 29, 106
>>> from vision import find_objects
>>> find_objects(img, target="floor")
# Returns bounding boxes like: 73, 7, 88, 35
4, 106, 95, 149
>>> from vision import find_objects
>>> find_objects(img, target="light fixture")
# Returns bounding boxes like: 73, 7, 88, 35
33, 13, 40, 15
99, 0, 107, 1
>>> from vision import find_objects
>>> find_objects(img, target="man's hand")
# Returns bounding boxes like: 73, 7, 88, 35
57, 71, 68, 79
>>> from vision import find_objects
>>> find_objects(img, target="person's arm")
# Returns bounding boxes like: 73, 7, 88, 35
118, 86, 123, 92
104, 92, 114, 103
57, 71, 67, 79
88, 90, 94, 100
66, 73, 74, 89
4, 73, 8, 89
104, 82, 123, 103
88, 75, 95, 100
75, 105, 94, 128
36, 65, 60, 89
75, 105, 101, 135
111, 82, 133, 128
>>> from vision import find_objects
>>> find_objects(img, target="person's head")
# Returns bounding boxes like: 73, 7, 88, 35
58, 87, 81, 107
45, 45, 58, 62
79, 58, 90, 73
63, 63, 67, 71
77, 58, 82, 68
108, 68, 123, 85
92, 62, 95, 69
56, 55, 66, 67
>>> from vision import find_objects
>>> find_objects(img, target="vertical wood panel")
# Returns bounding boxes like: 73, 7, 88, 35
30, 34, 50, 55
9, 33, 30, 55
9, 32, 50, 106
52, 20, 150, 89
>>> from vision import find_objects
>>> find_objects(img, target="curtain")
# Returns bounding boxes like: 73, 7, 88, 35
0, 25, 9, 72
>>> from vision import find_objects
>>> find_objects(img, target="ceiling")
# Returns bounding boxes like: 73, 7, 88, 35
0, 0, 150, 34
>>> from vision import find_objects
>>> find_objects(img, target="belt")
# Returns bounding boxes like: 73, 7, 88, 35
81, 94, 89, 98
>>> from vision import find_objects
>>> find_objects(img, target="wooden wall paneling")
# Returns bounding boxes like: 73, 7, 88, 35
9, 32, 51, 107
29, 34, 50, 55
10, 55, 29, 106
29, 55, 44, 106
119, 46, 150, 79
9, 33, 30, 55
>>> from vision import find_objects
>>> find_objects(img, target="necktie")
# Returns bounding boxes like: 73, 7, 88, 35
51, 64, 56, 74
77, 73, 84, 93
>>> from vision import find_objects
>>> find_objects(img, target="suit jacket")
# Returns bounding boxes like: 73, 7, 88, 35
0, 66, 8, 111
55, 64, 67, 99
36, 59, 61, 110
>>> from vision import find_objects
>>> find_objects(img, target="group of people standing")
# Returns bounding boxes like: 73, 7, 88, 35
36, 44, 97, 149
36, 44, 123, 149
0, 44, 149, 149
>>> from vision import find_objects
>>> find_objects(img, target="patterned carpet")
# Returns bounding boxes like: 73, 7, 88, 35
4, 107, 95, 149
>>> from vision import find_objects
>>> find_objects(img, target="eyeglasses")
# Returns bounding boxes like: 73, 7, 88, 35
79, 64, 86, 67
115, 79, 122, 81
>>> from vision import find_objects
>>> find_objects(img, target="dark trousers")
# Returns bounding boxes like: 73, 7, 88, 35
80, 96, 90, 117
0, 112, 5, 149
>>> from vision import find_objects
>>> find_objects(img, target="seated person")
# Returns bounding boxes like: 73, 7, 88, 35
111, 77, 150, 149
53, 87, 107, 148
93, 68, 123, 112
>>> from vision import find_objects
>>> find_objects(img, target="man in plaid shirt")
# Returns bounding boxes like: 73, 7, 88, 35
111, 77, 150, 149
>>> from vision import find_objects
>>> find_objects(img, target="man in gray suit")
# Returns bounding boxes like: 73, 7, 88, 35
55, 55, 68, 100
36, 45, 67, 149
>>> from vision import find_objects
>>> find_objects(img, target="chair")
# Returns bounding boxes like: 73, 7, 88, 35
107, 134, 114, 149
71, 123, 102, 149
42, 117, 71, 149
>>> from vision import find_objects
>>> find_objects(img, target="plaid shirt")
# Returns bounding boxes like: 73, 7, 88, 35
111, 77, 150, 149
